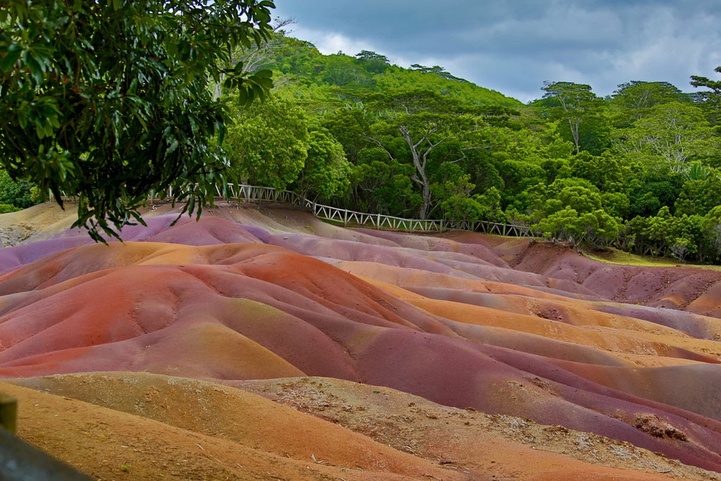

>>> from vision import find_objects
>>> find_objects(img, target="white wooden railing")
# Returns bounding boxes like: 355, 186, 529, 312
446, 219, 532, 237
310, 203, 445, 232
165, 183, 535, 236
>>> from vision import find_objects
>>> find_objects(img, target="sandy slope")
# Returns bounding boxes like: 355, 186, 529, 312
1, 203, 721, 479
3, 372, 718, 481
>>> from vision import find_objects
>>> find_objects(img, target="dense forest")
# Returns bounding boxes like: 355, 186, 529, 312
3, 28, 721, 263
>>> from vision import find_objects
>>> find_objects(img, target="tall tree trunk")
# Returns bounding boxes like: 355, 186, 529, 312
419, 181, 431, 220
400, 124, 440, 220
569, 117, 581, 154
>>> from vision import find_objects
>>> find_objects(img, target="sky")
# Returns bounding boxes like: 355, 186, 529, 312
272, 0, 721, 103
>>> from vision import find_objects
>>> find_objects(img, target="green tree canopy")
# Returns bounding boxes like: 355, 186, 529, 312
609, 81, 686, 127
367, 89, 484, 219
613, 102, 716, 172
0, 0, 275, 240
675, 171, 721, 216
0, 167, 37, 212
691, 66, 721, 126
225, 95, 308, 189
540, 81, 604, 154
294, 126, 352, 202
355, 50, 391, 74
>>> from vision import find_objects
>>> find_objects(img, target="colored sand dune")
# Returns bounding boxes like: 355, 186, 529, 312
1, 203, 721, 480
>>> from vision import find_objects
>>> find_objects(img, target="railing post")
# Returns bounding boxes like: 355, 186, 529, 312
0, 393, 17, 435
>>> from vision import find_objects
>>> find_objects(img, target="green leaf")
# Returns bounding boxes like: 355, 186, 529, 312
166, 139, 179, 155
0, 43, 22, 72
187, 192, 195, 214
24, 54, 45, 85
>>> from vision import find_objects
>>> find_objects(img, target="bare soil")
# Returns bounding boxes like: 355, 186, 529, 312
5, 373, 719, 481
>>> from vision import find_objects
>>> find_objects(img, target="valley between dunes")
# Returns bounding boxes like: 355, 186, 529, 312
2, 202, 721, 480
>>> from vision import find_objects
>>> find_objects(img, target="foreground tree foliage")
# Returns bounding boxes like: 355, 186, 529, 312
0, 0, 275, 240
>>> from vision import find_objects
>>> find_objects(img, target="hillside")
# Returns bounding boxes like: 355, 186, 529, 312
1, 203, 721, 480
265, 34, 523, 108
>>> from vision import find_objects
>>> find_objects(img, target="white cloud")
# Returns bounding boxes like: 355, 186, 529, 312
290, 26, 376, 56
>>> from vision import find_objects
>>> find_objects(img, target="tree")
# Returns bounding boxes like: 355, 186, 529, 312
614, 102, 715, 172
350, 152, 421, 217
691, 66, 721, 126
410, 64, 467, 82
625, 168, 684, 218
610, 81, 686, 126
568, 151, 630, 192
0, 0, 275, 240
701, 205, 721, 262
674, 171, 721, 216
554, 184, 603, 214
213, 17, 293, 101
499, 159, 547, 203
0, 167, 38, 210
225, 96, 309, 189
541, 81, 602, 154
436, 172, 482, 223
624, 206, 706, 260
528, 176, 622, 247
535, 207, 620, 247
322, 104, 373, 165
376, 65, 520, 108
355, 50, 391, 74
294, 126, 352, 202
367, 89, 492, 219
320, 53, 373, 88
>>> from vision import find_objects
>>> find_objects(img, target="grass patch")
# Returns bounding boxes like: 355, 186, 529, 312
584, 247, 678, 267
584, 246, 721, 271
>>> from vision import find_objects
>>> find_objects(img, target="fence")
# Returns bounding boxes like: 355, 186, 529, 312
447, 220, 533, 237
64, 183, 537, 237
311, 204, 446, 232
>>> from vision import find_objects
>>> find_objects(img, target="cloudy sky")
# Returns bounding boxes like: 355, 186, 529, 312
272, 0, 721, 103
